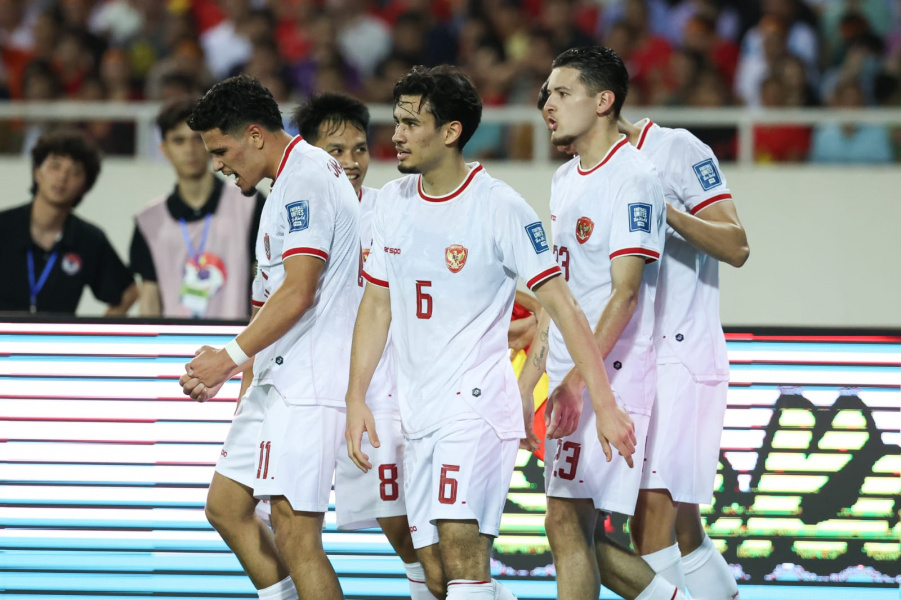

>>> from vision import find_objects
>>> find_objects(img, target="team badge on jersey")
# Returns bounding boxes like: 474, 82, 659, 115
525, 222, 549, 254
575, 216, 594, 244
628, 203, 652, 233
445, 244, 468, 273
264, 233, 271, 260
61, 252, 82, 276
286, 200, 310, 232
692, 158, 721, 191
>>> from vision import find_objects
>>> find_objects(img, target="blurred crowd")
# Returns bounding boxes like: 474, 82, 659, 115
2, 0, 901, 163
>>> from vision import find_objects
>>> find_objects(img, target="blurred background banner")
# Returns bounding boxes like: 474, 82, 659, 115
1, 321, 898, 600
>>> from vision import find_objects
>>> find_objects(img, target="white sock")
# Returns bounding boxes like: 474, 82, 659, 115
447, 579, 494, 599
257, 576, 297, 600
492, 578, 517, 599
404, 562, 439, 600
635, 574, 687, 600
642, 543, 688, 595
682, 535, 740, 600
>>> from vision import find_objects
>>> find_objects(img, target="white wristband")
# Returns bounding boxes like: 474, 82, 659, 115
224, 338, 250, 367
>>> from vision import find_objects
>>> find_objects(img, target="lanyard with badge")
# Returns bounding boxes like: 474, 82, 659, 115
27, 249, 58, 313
179, 214, 217, 317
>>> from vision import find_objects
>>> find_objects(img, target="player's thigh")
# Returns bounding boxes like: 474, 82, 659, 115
253, 391, 345, 513
214, 384, 268, 490
335, 411, 406, 530
269, 495, 326, 555
545, 386, 650, 516
206, 471, 259, 524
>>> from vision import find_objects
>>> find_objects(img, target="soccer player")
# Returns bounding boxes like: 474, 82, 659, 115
345, 65, 636, 600
618, 114, 749, 599
292, 92, 435, 600
520, 47, 686, 600
178, 75, 360, 600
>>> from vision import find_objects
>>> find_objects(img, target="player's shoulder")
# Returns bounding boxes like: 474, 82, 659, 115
657, 126, 715, 160
553, 155, 580, 181
475, 168, 530, 214
371, 175, 418, 211
615, 141, 658, 176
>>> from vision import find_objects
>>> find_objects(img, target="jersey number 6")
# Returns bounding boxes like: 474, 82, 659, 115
416, 280, 432, 319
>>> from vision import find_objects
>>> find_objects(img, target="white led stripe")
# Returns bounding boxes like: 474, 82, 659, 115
0, 379, 240, 400
0, 421, 231, 443
729, 366, 901, 387
727, 350, 901, 364
720, 429, 767, 450
0, 323, 243, 335
0, 341, 226, 357
0, 529, 223, 542
723, 408, 773, 428
1, 399, 237, 421
2, 507, 208, 525
0, 360, 193, 378
0, 485, 208, 505
0, 464, 217, 485
1, 443, 222, 465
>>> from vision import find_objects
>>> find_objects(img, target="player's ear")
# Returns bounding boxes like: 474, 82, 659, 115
597, 90, 615, 118
444, 120, 463, 148
247, 124, 265, 149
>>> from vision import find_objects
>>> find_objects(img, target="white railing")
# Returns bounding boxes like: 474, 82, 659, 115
2, 101, 900, 165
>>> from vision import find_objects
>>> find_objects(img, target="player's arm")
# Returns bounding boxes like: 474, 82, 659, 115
236, 304, 261, 402
534, 276, 636, 465
345, 282, 392, 472
591, 255, 646, 359
667, 200, 749, 267
181, 255, 323, 398
138, 281, 162, 317
517, 309, 550, 450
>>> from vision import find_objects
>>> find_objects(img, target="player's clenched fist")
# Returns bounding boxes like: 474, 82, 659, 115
545, 381, 583, 440
345, 399, 379, 473
596, 404, 636, 468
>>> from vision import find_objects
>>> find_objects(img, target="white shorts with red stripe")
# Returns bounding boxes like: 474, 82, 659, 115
641, 362, 728, 504
215, 384, 344, 513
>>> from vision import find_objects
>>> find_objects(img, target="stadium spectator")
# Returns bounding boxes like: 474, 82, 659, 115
753, 75, 812, 163
0, 128, 136, 315
331, 0, 392, 77
809, 79, 894, 164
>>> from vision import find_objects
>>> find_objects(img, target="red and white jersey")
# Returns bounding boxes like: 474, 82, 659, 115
251, 136, 360, 406
359, 185, 397, 414
363, 164, 561, 439
547, 137, 665, 412
635, 120, 731, 382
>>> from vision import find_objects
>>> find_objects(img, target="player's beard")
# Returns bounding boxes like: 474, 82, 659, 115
551, 132, 576, 148
397, 162, 420, 174
240, 186, 257, 197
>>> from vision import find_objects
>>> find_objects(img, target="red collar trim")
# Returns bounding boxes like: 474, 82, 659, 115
275, 135, 303, 181
357, 188, 363, 202
636, 119, 654, 150
577, 136, 628, 176
418, 164, 483, 202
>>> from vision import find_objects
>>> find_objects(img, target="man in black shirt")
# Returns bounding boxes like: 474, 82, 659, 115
0, 129, 136, 315
130, 97, 265, 319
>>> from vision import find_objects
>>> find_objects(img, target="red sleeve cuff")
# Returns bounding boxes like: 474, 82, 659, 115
251, 299, 265, 307
690, 193, 732, 215
362, 270, 389, 288
282, 247, 329, 261
527, 266, 562, 290
610, 247, 660, 264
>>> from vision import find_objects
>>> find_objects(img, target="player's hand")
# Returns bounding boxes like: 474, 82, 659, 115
520, 386, 541, 451
595, 402, 637, 468
178, 373, 223, 402
508, 314, 538, 353
545, 380, 582, 439
185, 346, 235, 391
345, 400, 379, 473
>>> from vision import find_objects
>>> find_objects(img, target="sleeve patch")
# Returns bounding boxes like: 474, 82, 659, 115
286, 200, 310, 232
524, 222, 549, 254
692, 158, 721, 191
628, 203, 652, 233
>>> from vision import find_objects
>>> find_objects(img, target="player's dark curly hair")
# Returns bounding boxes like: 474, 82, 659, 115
30, 128, 102, 208
537, 79, 550, 110
187, 75, 284, 135
156, 96, 200, 138
291, 92, 370, 142
393, 65, 482, 150
552, 46, 629, 119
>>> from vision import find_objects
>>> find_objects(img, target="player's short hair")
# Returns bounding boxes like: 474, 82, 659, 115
552, 46, 629, 119
393, 65, 482, 151
187, 74, 284, 135
537, 79, 550, 110
30, 128, 102, 208
291, 93, 370, 143
156, 96, 200, 138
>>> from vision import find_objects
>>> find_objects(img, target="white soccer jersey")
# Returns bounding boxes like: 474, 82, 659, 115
363, 164, 561, 439
359, 186, 397, 414
546, 137, 666, 414
252, 135, 360, 406
635, 119, 731, 382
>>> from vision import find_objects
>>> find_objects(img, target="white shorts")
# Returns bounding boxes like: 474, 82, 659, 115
335, 411, 407, 530
641, 362, 728, 504
215, 384, 345, 513
545, 387, 651, 516
404, 418, 519, 549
